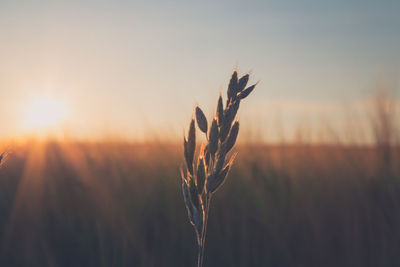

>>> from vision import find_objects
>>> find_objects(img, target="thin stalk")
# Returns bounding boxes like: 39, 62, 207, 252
197, 194, 212, 267
197, 242, 202, 267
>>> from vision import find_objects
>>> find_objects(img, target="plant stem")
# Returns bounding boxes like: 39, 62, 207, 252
197, 194, 212, 267
197, 243, 202, 267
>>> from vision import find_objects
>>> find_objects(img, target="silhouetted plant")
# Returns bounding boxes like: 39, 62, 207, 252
181, 70, 257, 267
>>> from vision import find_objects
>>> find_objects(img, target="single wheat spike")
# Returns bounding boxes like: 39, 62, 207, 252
181, 70, 257, 267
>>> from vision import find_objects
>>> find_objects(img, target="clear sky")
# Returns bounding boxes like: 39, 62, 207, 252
0, 0, 399, 141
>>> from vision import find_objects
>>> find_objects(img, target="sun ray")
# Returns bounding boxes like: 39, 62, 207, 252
3, 141, 47, 259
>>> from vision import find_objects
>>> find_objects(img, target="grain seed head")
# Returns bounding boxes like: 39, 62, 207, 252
180, 70, 257, 267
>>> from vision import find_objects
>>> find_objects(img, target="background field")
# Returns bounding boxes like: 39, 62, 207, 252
0, 139, 399, 267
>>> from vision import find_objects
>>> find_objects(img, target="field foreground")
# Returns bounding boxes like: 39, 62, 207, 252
0, 141, 399, 267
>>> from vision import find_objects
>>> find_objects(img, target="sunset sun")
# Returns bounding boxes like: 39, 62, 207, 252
22, 95, 69, 132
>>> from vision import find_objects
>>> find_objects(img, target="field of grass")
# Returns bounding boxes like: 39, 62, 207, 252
0, 140, 399, 267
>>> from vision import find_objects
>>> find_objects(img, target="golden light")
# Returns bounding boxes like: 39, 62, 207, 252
22, 95, 69, 133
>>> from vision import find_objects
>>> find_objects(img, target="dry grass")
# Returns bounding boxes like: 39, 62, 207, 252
0, 140, 399, 266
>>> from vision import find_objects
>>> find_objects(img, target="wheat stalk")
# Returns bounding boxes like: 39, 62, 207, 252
181, 70, 257, 267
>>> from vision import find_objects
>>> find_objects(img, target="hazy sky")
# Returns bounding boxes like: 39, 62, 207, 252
0, 0, 399, 141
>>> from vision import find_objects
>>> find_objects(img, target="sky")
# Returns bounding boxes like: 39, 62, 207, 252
0, 0, 399, 141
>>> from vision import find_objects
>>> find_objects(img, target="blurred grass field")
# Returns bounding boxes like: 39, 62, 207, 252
0, 140, 399, 267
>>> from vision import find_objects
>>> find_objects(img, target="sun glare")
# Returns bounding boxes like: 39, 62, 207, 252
22, 96, 69, 132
